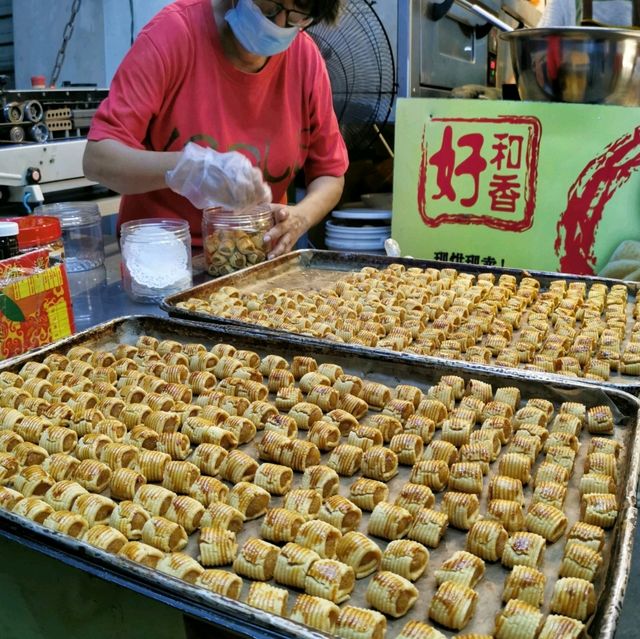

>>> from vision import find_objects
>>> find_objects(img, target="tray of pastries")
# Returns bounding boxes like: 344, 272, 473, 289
0, 315, 638, 639
162, 250, 640, 391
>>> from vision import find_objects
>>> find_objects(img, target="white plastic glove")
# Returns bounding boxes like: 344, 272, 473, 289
166, 142, 272, 210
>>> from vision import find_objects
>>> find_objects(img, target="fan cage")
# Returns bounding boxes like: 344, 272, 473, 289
308, 0, 397, 156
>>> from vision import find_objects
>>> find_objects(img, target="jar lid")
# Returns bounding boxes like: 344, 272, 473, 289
5, 215, 62, 249
203, 204, 273, 226
35, 201, 101, 229
0, 221, 19, 237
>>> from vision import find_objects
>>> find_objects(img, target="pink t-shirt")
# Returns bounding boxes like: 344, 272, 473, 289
88, 0, 348, 244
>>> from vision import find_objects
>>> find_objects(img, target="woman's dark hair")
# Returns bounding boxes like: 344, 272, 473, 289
310, 0, 343, 25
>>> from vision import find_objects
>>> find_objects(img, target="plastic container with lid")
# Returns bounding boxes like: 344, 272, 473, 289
120, 219, 192, 304
202, 205, 274, 277
0, 221, 19, 260
35, 202, 105, 272
5, 215, 64, 264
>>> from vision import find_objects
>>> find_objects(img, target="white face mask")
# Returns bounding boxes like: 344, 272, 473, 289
225, 0, 300, 57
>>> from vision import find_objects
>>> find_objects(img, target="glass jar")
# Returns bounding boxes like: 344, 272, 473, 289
202, 205, 274, 277
6, 215, 64, 264
0, 221, 19, 259
120, 219, 192, 304
35, 202, 105, 272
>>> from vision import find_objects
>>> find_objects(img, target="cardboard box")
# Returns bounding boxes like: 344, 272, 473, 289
392, 99, 640, 275
0, 250, 75, 360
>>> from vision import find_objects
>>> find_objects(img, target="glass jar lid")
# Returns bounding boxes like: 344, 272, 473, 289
35, 201, 101, 229
203, 204, 273, 228
4, 215, 62, 249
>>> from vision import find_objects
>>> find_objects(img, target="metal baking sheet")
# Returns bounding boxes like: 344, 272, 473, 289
0, 315, 638, 639
161, 249, 640, 392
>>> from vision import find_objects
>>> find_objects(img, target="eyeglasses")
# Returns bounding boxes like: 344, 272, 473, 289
254, 0, 315, 27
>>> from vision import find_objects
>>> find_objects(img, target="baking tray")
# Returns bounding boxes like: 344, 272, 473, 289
161, 249, 640, 393
0, 315, 638, 639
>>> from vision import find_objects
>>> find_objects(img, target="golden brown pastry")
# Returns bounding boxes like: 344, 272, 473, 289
366, 570, 418, 617
549, 577, 596, 621
501, 531, 546, 569
537, 615, 585, 639
428, 581, 478, 631
273, 541, 320, 589
196, 569, 243, 599
502, 565, 546, 607
434, 550, 485, 588
407, 507, 449, 548
335, 605, 387, 639
289, 594, 340, 635
494, 598, 544, 639
336, 531, 382, 578
466, 519, 508, 562
525, 502, 568, 543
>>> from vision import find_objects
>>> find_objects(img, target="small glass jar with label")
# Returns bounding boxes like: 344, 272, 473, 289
202, 205, 274, 277
0, 221, 19, 260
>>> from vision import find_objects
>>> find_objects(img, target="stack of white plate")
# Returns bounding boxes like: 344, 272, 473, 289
325, 208, 392, 253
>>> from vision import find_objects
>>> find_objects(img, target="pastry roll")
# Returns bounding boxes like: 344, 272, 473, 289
289, 594, 340, 634
458, 397, 486, 422
12, 496, 54, 523
514, 406, 548, 428
198, 526, 238, 566
442, 492, 479, 530
525, 502, 567, 543
502, 565, 546, 607
448, 462, 483, 494
109, 467, 145, 501
337, 393, 369, 420
534, 461, 569, 487
498, 453, 532, 485
157, 432, 191, 460
396, 621, 446, 639
395, 482, 435, 515
549, 413, 582, 437
366, 570, 418, 618
162, 460, 200, 494
275, 386, 304, 411
165, 494, 205, 533
100, 442, 139, 470
441, 417, 473, 447
403, 415, 436, 444
530, 480, 567, 510
189, 443, 227, 477
75, 433, 112, 463
141, 515, 188, 552
349, 477, 389, 511
368, 501, 413, 540
466, 519, 508, 562
417, 399, 448, 426
335, 605, 387, 639
387, 433, 423, 466
288, 402, 323, 431
227, 481, 270, 521
347, 424, 384, 451
543, 432, 579, 453
244, 401, 278, 429
328, 444, 363, 477
38, 426, 77, 455
501, 531, 546, 569
559, 541, 602, 581
305, 558, 355, 604
488, 475, 525, 506
406, 510, 448, 548
13, 465, 55, 497
494, 598, 544, 639
188, 475, 226, 507
0, 452, 19, 484
316, 362, 343, 383
218, 449, 258, 484
109, 500, 150, 539
537, 615, 585, 639
567, 521, 606, 552
245, 581, 289, 616
380, 539, 429, 582
299, 371, 331, 393
43, 510, 89, 538
273, 541, 320, 588
323, 409, 359, 436
549, 577, 596, 621
507, 434, 540, 462
394, 384, 423, 408
83, 524, 128, 554
196, 569, 243, 599
333, 374, 365, 399
487, 499, 525, 533
71, 493, 116, 526
200, 501, 244, 531
291, 355, 318, 379
580, 472, 616, 496
584, 452, 617, 480
588, 437, 621, 458
493, 386, 521, 411
336, 530, 381, 578
266, 486, 316, 521
118, 540, 164, 568
361, 446, 398, 481
251, 463, 292, 496
360, 381, 392, 408
43, 479, 88, 511
410, 460, 450, 492
423, 440, 458, 465
0, 426, 23, 452
157, 551, 204, 584
581, 492, 618, 528
318, 494, 362, 533
295, 519, 342, 559
471, 429, 502, 460
260, 507, 305, 543
308, 421, 341, 452
434, 550, 485, 588
300, 464, 340, 498
382, 398, 415, 423
134, 484, 176, 517
586, 405, 614, 434
365, 414, 403, 442
428, 581, 478, 631
14, 415, 52, 445
0, 486, 24, 510
426, 383, 455, 410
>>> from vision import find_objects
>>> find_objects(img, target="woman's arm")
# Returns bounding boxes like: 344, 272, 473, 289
83, 139, 181, 195
264, 174, 345, 258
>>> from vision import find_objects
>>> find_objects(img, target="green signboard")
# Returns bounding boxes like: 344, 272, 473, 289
392, 98, 640, 275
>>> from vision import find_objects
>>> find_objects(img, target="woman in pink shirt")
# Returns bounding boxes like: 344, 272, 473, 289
83, 0, 348, 256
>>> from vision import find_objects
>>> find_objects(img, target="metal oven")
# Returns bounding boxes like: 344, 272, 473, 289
397, 0, 542, 97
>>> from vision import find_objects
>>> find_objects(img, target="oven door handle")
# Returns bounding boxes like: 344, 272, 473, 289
431, 0, 514, 34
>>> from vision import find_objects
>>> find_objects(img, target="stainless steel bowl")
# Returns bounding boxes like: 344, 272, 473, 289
500, 27, 640, 105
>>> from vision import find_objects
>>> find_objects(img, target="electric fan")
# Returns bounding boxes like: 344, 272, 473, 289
308, 0, 396, 156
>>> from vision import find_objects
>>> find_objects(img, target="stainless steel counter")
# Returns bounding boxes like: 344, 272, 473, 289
63, 239, 640, 638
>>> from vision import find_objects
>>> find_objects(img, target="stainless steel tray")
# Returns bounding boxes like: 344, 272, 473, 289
0, 315, 638, 639
161, 249, 640, 392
